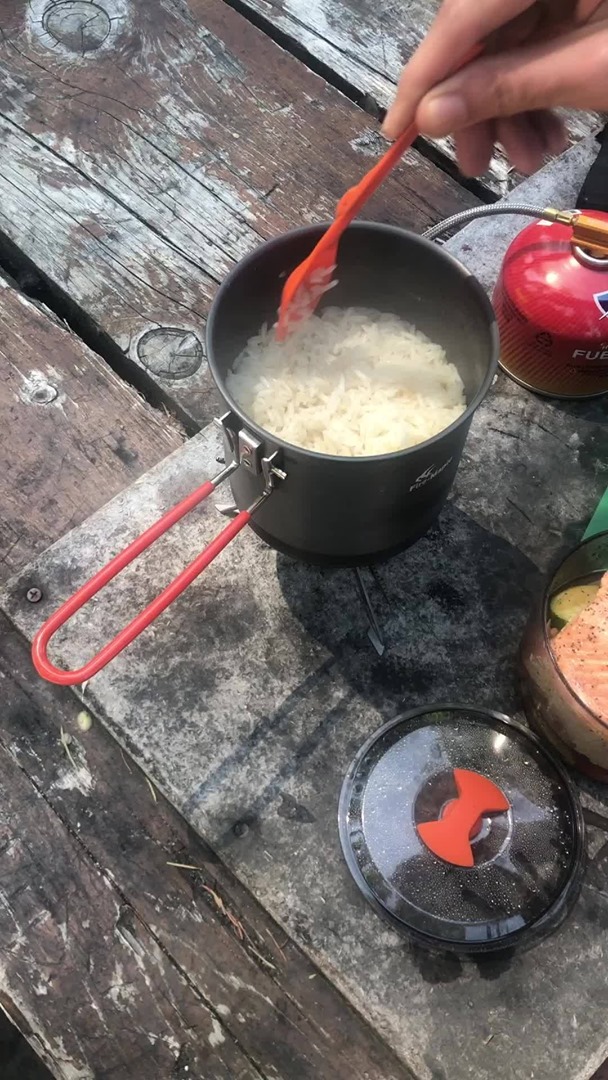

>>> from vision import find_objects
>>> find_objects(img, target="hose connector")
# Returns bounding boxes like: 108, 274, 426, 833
571, 213, 608, 258
542, 207, 579, 226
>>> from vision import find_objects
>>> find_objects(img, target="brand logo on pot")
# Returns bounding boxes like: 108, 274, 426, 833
593, 290, 608, 320
410, 458, 453, 492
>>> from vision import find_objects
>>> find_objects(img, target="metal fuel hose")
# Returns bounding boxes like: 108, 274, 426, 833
422, 203, 569, 242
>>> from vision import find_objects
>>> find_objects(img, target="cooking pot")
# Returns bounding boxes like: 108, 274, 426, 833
208, 223, 498, 563
32, 222, 498, 686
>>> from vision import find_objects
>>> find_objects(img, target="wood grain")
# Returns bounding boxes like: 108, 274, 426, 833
0, 648, 264, 1080
222, 0, 603, 194
0, 615, 409, 1080
0, 0, 477, 429
0, 220, 406, 1080
6, 367, 605, 1078
0, 273, 182, 584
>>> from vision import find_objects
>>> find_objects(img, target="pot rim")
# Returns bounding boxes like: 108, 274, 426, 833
206, 220, 500, 465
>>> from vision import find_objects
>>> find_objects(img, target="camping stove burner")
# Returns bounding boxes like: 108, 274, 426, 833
354, 568, 386, 656
215, 507, 389, 655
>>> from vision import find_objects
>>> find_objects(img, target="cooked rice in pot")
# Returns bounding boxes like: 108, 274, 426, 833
226, 306, 466, 457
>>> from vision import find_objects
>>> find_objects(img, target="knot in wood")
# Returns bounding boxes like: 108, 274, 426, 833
136, 328, 204, 381
42, 1, 112, 53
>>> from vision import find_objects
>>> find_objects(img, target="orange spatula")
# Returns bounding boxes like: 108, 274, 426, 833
276, 46, 482, 342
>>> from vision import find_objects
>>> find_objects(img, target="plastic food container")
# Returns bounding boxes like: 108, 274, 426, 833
520, 532, 608, 781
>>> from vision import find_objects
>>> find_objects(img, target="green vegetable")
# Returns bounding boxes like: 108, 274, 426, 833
550, 582, 600, 628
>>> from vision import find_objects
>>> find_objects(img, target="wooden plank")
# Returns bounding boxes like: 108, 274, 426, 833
7, 398, 607, 1080
5, 146, 606, 1080
0, 237, 406, 1078
0, 1009, 49, 1080
0, 272, 182, 583
219, 0, 603, 195
0, 702, 264, 1080
0, 0, 477, 429
0, 615, 409, 1080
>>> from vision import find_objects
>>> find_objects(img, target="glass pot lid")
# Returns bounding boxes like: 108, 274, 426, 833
339, 705, 585, 954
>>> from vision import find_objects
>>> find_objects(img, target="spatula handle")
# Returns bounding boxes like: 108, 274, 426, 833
336, 43, 483, 227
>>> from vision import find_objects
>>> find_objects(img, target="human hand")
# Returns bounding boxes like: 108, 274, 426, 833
382, 0, 608, 176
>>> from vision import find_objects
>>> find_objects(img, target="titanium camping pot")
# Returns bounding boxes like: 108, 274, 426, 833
207, 223, 498, 564
32, 222, 498, 686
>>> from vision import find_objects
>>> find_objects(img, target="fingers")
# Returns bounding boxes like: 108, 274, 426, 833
533, 109, 569, 156
496, 114, 547, 174
454, 122, 496, 177
414, 23, 608, 138
451, 111, 567, 178
382, 0, 535, 138
500, 112, 567, 174
380, 0, 602, 176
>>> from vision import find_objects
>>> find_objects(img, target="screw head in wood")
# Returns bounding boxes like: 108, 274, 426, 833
30, 383, 58, 405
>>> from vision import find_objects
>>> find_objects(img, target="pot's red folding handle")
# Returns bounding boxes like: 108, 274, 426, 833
32, 461, 258, 686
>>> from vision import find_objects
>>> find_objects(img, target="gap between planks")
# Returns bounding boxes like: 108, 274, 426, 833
0, 616, 410, 1080
215, 0, 497, 204
0, 0, 479, 432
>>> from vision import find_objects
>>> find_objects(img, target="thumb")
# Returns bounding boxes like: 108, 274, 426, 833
415, 25, 608, 137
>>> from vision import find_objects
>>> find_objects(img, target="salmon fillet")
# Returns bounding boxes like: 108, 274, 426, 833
552, 571, 608, 723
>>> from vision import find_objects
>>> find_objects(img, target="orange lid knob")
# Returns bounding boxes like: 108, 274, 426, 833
417, 769, 510, 868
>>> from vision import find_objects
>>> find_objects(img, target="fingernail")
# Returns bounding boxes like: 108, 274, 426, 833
419, 93, 468, 136
381, 115, 396, 139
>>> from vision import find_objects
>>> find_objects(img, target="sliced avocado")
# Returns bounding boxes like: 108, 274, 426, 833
550, 582, 600, 628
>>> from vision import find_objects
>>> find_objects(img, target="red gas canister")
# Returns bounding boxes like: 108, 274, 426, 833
493, 209, 608, 398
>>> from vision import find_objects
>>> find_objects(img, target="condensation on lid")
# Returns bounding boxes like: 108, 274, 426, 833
338, 706, 585, 954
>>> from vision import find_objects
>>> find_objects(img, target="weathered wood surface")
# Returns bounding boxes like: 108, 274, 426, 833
0, 637, 263, 1080
0, 0, 477, 430
228, 0, 603, 195
6, 394, 607, 1080
0, 271, 182, 583
5, 145, 607, 1080
0, 243, 410, 1076
0, 614, 410, 1080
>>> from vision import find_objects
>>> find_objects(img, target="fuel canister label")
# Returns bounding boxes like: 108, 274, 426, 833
593, 290, 608, 319
494, 275, 608, 396
571, 346, 608, 363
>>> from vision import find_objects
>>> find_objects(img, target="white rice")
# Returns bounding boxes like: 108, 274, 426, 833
226, 306, 466, 457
